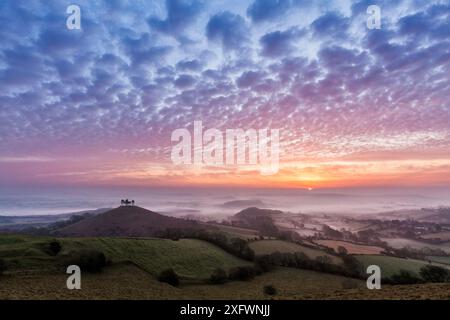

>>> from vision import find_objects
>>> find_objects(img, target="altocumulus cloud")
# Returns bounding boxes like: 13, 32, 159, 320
0, 0, 448, 180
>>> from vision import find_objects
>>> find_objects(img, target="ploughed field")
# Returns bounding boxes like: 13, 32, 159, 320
314, 240, 385, 255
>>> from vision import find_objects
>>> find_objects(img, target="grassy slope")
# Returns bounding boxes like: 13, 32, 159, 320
309, 283, 450, 300
249, 240, 342, 264
426, 256, 450, 266
0, 234, 364, 300
0, 234, 56, 270
1, 235, 449, 300
209, 224, 259, 240
0, 264, 364, 300
314, 240, 384, 255
182, 267, 364, 299
381, 237, 450, 253
355, 255, 450, 278
0, 235, 251, 279
60, 237, 252, 278
2, 263, 450, 299
0, 264, 178, 300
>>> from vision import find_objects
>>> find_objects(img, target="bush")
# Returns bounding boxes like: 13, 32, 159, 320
46, 240, 62, 256
315, 255, 333, 264
342, 255, 364, 277
389, 270, 422, 285
0, 258, 7, 276
420, 265, 450, 283
337, 246, 348, 256
63, 249, 106, 273
209, 268, 227, 284
254, 255, 275, 272
228, 266, 257, 281
158, 268, 180, 287
263, 285, 277, 296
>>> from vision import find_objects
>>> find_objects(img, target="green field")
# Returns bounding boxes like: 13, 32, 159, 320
0, 235, 57, 270
249, 240, 342, 264
381, 237, 450, 254
210, 224, 260, 240
355, 255, 450, 278
426, 256, 450, 266
0, 235, 251, 279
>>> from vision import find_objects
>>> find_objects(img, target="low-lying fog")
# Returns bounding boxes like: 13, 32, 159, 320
1, 186, 450, 218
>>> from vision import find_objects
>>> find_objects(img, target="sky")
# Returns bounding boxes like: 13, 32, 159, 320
0, 0, 449, 189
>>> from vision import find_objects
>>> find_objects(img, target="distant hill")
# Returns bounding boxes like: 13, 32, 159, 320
375, 207, 450, 224
234, 207, 282, 218
55, 206, 200, 237
220, 200, 265, 209
0, 208, 110, 232
419, 207, 450, 224
231, 207, 281, 236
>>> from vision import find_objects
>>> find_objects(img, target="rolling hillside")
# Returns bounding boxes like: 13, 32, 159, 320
2, 261, 450, 300
0, 263, 365, 300
0, 208, 110, 232
231, 207, 281, 235
2, 234, 450, 300
60, 237, 251, 278
55, 206, 200, 237
209, 224, 260, 240
315, 240, 385, 255
0, 235, 250, 279
380, 237, 450, 254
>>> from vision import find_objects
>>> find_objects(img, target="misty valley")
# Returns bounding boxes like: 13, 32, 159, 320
1, 199, 450, 300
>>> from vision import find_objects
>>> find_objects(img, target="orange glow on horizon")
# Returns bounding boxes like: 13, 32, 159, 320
3, 151, 450, 189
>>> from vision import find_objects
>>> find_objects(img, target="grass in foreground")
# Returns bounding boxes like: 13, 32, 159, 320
0, 263, 364, 300
2, 263, 449, 300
